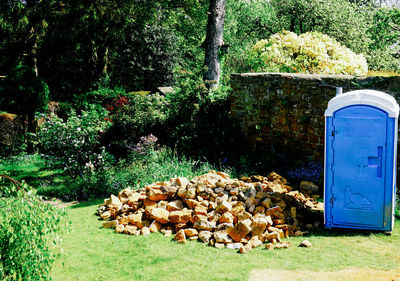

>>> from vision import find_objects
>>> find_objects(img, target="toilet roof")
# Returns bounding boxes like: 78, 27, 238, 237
325, 89, 399, 117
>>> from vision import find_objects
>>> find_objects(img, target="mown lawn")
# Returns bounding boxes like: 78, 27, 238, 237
51, 201, 400, 281
2, 155, 400, 280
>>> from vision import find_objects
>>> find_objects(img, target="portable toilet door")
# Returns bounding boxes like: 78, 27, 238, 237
324, 90, 399, 232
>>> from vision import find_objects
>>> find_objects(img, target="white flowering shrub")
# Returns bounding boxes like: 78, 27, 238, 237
37, 105, 113, 195
249, 31, 368, 75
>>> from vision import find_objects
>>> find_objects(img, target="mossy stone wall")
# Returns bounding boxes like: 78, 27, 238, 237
230, 72, 400, 161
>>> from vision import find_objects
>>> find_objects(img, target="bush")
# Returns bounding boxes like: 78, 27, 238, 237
105, 93, 168, 157
0, 65, 49, 118
104, 136, 220, 194
110, 23, 181, 91
0, 176, 68, 280
249, 31, 368, 75
37, 105, 113, 197
73, 86, 126, 110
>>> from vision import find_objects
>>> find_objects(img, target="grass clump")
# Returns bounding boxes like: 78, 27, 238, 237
103, 145, 221, 195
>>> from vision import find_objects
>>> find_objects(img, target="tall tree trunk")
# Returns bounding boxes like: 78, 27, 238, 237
97, 44, 109, 76
31, 34, 39, 76
203, 0, 227, 90
26, 0, 40, 76
25, 27, 39, 77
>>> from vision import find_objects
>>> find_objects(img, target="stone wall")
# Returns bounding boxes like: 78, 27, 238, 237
230, 72, 400, 162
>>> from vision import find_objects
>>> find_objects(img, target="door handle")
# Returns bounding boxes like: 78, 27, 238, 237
377, 146, 382, 178
368, 146, 383, 178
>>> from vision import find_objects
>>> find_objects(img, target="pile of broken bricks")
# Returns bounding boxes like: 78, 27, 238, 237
97, 171, 323, 253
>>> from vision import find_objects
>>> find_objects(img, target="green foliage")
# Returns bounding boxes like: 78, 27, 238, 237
0, 65, 49, 116
368, 7, 400, 71
269, 0, 373, 55
0, 0, 59, 74
0, 65, 49, 155
37, 105, 113, 196
163, 72, 245, 165
223, 0, 399, 75
224, 0, 277, 74
249, 31, 368, 75
2, 0, 400, 105
262, 0, 400, 72
0, 176, 68, 280
36, 0, 134, 101
110, 23, 181, 91
106, 93, 168, 157
35, 0, 198, 100
106, 143, 218, 194
73, 86, 126, 109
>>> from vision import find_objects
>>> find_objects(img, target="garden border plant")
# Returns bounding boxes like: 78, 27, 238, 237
0, 175, 69, 281
37, 104, 114, 198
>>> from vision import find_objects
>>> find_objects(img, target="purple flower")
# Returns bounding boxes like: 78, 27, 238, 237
286, 161, 323, 183
131, 134, 158, 155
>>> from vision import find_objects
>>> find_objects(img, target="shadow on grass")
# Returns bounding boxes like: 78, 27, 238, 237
10, 169, 65, 183
309, 226, 396, 237
69, 198, 104, 209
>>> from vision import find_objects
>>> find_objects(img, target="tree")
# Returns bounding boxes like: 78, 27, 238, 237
223, 0, 275, 74
203, 0, 228, 90
0, 65, 49, 136
368, 7, 400, 70
0, 0, 59, 76
37, 0, 133, 100
270, 0, 373, 55
110, 23, 180, 91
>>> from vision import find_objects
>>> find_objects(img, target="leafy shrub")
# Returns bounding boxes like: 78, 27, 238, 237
105, 93, 168, 157
249, 31, 368, 75
149, 71, 247, 169
73, 86, 127, 110
0, 65, 49, 118
0, 176, 68, 280
105, 138, 220, 193
37, 105, 113, 197
224, 0, 276, 74
110, 23, 180, 91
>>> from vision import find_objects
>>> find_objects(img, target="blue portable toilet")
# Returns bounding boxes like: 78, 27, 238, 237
324, 89, 399, 232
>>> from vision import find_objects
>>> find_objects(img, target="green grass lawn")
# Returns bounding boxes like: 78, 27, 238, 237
51, 201, 400, 281
0, 154, 72, 198
2, 154, 400, 280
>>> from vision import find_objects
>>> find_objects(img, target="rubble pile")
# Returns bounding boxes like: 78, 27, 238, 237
97, 171, 323, 253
